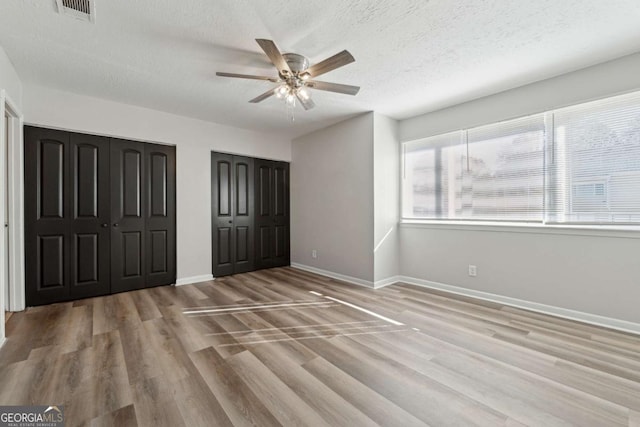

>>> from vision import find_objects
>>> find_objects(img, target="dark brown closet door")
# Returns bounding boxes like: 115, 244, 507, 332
211, 152, 255, 276
232, 155, 255, 274
211, 152, 234, 276
110, 138, 146, 293
69, 132, 111, 299
255, 159, 290, 269
25, 127, 111, 305
25, 127, 71, 305
145, 143, 176, 286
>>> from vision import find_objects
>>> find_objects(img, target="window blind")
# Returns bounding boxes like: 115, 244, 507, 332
548, 91, 640, 224
403, 131, 464, 219
403, 115, 546, 221
465, 115, 546, 221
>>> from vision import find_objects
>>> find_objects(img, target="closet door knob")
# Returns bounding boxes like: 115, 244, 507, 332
113, 223, 119, 227
101, 223, 108, 228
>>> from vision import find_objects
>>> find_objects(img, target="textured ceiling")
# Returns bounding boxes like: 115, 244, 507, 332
1, 0, 640, 138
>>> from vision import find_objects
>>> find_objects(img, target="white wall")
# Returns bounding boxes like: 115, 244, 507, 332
291, 113, 375, 282
0, 46, 22, 109
400, 226, 640, 323
397, 51, 640, 325
373, 113, 399, 282
291, 112, 400, 286
23, 85, 291, 283
400, 51, 640, 142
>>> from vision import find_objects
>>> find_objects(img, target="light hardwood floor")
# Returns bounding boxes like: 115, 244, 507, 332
1, 267, 639, 426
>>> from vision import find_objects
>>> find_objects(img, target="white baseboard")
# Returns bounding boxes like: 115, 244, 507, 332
175, 274, 215, 286
291, 264, 400, 290
374, 275, 403, 289
396, 275, 640, 336
253, 263, 640, 335
291, 263, 375, 288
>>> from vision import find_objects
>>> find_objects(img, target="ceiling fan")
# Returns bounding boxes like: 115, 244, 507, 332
216, 39, 360, 111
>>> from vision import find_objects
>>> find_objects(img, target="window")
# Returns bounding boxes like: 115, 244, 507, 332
403, 115, 546, 221
547, 92, 640, 224
402, 90, 640, 227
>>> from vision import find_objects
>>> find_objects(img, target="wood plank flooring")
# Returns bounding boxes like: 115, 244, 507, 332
1, 267, 639, 426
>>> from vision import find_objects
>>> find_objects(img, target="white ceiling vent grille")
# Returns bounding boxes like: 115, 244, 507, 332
55, 0, 95, 23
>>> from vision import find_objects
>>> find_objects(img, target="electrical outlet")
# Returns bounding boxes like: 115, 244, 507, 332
311, 249, 318, 259
468, 265, 477, 277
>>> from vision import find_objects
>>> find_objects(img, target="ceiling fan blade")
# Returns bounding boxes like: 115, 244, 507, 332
306, 50, 355, 78
249, 88, 276, 103
216, 72, 278, 82
255, 39, 292, 75
296, 93, 316, 111
306, 80, 360, 96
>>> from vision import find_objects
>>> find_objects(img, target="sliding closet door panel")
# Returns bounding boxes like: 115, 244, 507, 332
257, 164, 271, 217
38, 235, 65, 287
150, 230, 167, 273
26, 126, 176, 305
274, 164, 287, 217
145, 143, 176, 287
255, 159, 290, 269
272, 161, 290, 266
26, 127, 112, 305
212, 152, 234, 277
232, 156, 254, 273
256, 161, 272, 264
211, 152, 255, 276
274, 225, 287, 258
69, 133, 111, 299
110, 138, 146, 293
258, 226, 271, 261
25, 127, 70, 305
39, 140, 65, 219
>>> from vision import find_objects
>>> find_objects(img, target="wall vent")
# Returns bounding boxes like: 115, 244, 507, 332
55, 0, 95, 23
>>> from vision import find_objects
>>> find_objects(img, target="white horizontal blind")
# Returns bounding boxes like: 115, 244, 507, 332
465, 115, 545, 221
403, 115, 546, 221
403, 131, 464, 218
548, 91, 640, 224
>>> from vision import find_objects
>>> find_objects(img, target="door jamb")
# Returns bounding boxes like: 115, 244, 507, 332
0, 90, 26, 320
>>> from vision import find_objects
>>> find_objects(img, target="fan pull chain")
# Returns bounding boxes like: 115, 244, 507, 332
286, 98, 296, 123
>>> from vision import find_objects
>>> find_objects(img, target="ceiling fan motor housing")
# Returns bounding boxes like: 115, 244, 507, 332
282, 53, 310, 73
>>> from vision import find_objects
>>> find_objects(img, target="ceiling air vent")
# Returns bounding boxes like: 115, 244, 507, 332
55, 0, 96, 23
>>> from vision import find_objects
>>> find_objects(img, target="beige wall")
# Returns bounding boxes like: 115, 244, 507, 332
23, 85, 291, 283
397, 51, 640, 325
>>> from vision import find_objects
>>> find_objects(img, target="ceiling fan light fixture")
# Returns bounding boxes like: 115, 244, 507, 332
285, 93, 296, 107
275, 85, 289, 99
297, 87, 311, 100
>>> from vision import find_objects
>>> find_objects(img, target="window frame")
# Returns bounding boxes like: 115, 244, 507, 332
401, 91, 640, 232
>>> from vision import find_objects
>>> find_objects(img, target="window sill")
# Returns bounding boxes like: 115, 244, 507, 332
400, 219, 640, 239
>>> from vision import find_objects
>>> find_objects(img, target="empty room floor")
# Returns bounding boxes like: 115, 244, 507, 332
0, 267, 639, 426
